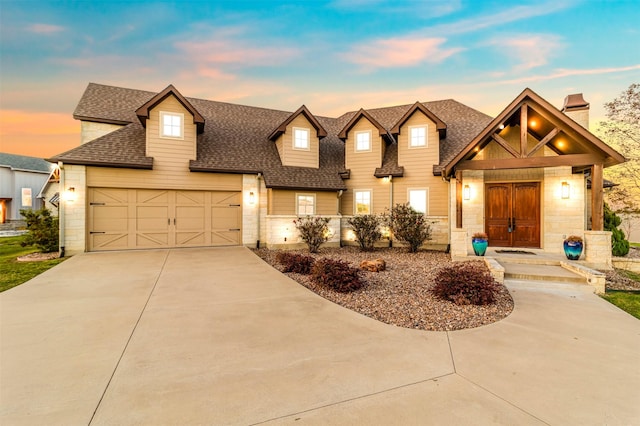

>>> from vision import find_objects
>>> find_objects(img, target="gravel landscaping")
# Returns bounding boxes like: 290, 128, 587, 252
253, 247, 514, 331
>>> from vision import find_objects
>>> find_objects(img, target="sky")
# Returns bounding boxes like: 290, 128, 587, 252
0, 0, 639, 158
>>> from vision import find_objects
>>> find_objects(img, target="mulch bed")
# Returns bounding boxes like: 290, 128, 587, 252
253, 247, 514, 331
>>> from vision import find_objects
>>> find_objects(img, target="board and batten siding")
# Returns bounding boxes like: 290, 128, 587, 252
274, 115, 320, 168
395, 112, 447, 216
341, 117, 388, 215
268, 189, 338, 215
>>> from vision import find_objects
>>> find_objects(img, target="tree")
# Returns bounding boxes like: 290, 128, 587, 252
604, 202, 630, 256
293, 216, 330, 253
599, 83, 640, 215
20, 208, 59, 253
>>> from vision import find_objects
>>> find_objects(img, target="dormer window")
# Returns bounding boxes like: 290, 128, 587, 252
160, 111, 184, 139
293, 127, 310, 150
409, 125, 427, 148
355, 130, 371, 152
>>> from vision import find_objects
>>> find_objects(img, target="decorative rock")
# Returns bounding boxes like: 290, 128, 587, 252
360, 258, 386, 272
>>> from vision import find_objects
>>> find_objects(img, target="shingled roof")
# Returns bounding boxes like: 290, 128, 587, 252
0, 152, 53, 173
52, 83, 494, 190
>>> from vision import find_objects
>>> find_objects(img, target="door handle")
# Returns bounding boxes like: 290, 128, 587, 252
512, 217, 516, 231
507, 217, 512, 233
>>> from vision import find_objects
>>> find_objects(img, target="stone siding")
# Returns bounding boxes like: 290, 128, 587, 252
62, 164, 86, 255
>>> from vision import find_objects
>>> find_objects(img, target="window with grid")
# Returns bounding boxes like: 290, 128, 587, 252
408, 189, 428, 214
160, 112, 183, 138
297, 194, 315, 216
409, 125, 427, 147
354, 190, 371, 214
355, 131, 371, 151
293, 128, 310, 150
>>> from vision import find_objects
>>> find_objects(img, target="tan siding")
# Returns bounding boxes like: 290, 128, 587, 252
271, 190, 337, 215
275, 136, 284, 163
279, 115, 320, 168
342, 117, 387, 214
80, 121, 124, 144
87, 167, 242, 191
394, 112, 448, 216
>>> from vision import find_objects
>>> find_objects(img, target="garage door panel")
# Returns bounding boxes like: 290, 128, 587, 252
89, 188, 242, 251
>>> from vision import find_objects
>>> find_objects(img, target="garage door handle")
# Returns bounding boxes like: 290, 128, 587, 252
229, 204, 241, 207
229, 228, 240, 231
90, 202, 105, 206
90, 231, 105, 234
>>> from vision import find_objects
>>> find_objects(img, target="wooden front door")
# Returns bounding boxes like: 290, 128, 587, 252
485, 182, 540, 248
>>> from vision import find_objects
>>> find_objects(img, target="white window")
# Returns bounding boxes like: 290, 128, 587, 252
408, 189, 428, 214
21, 188, 32, 207
293, 128, 310, 150
355, 131, 371, 152
354, 190, 372, 215
409, 125, 427, 148
160, 112, 183, 138
297, 194, 315, 216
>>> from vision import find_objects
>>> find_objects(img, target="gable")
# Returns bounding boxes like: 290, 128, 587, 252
135, 84, 205, 133
442, 88, 625, 177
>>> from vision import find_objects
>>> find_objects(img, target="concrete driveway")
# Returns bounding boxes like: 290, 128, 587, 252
1, 247, 639, 425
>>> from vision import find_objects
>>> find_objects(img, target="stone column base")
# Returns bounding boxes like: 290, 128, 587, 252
451, 228, 468, 257
584, 230, 612, 269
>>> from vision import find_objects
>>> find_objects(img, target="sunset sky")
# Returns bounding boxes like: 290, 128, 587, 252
1, 0, 639, 158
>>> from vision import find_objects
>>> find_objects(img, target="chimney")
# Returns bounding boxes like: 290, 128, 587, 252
562, 93, 590, 129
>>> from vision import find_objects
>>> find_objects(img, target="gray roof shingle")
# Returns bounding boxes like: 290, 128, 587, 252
53, 83, 493, 189
0, 152, 53, 173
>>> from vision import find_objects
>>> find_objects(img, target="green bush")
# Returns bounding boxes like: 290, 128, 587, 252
276, 252, 315, 274
20, 208, 59, 253
431, 262, 499, 306
347, 214, 382, 251
604, 203, 630, 256
385, 203, 432, 253
293, 216, 331, 253
311, 258, 363, 292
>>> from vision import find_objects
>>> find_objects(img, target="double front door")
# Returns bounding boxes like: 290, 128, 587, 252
485, 182, 540, 248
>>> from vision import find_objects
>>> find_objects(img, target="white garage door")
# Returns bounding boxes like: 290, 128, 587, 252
88, 188, 241, 251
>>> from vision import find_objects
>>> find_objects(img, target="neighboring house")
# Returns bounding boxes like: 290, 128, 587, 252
0, 153, 53, 225
49, 83, 624, 265
37, 165, 61, 217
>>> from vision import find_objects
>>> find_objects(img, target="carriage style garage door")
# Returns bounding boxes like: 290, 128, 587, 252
88, 188, 241, 251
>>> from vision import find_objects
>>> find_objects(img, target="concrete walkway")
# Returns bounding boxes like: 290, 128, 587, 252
1, 247, 639, 425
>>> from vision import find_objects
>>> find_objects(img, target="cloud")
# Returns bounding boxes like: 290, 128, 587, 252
330, 0, 461, 18
26, 23, 65, 34
498, 64, 640, 85
487, 34, 563, 71
345, 37, 463, 69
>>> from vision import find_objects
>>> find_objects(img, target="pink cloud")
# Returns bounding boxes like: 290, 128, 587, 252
175, 38, 300, 67
27, 23, 65, 34
345, 37, 462, 69
488, 34, 563, 71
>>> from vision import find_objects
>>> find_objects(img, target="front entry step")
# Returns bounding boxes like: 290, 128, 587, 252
500, 262, 587, 284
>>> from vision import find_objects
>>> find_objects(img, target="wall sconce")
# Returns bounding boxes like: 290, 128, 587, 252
65, 187, 76, 202
561, 182, 570, 199
463, 185, 470, 201
382, 175, 392, 183
249, 191, 255, 205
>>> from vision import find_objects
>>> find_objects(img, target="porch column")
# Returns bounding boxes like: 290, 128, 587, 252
591, 163, 604, 231
456, 174, 462, 228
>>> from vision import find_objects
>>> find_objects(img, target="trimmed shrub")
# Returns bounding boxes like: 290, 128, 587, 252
311, 258, 363, 292
431, 262, 499, 306
347, 214, 382, 251
604, 203, 630, 256
293, 216, 331, 253
276, 252, 315, 274
385, 203, 432, 253
20, 208, 59, 253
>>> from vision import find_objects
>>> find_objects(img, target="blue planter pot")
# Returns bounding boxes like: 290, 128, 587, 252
472, 238, 488, 256
563, 240, 583, 260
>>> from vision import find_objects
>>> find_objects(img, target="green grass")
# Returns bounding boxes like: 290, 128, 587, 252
0, 236, 65, 293
630, 242, 640, 248
602, 291, 640, 320
602, 268, 640, 319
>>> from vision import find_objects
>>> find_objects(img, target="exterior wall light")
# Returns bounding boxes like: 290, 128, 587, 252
561, 182, 570, 199
65, 187, 76, 202
463, 185, 471, 201
382, 175, 392, 183
249, 191, 255, 205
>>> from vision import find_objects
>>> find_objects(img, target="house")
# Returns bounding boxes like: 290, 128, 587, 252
37, 165, 61, 216
49, 83, 624, 265
0, 153, 54, 226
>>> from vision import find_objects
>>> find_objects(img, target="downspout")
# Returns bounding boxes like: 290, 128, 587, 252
256, 173, 262, 248
337, 190, 344, 246
442, 174, 451, 253
388, 175, 393, 248
58, 161, 65, 258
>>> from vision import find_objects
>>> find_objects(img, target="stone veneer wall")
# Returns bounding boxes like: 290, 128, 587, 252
543, 166, 585, 254
80, 121, 124, 144
584, 230, 612, 269
61, 164, 86, 255
265, 215, 341, 250
242, 174, 260, 248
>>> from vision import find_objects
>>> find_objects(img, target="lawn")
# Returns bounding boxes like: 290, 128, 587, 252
0, 236, 65, 293
603, 268, 640, 320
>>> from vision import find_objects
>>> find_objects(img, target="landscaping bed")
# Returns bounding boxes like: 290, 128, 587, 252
253, 247, 514, 331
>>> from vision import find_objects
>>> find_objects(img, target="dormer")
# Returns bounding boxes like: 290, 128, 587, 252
338, 109, 389, 170
134, 85, 205, 160
268, 105, 326, 169
390, 102, 446, 167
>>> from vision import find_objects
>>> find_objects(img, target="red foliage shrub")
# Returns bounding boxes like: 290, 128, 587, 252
431, 262, 499, 305
276, 252, 315, 274
311, 258, 363, 292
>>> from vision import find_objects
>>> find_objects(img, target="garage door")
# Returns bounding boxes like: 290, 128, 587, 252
88, 188, 241, 251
